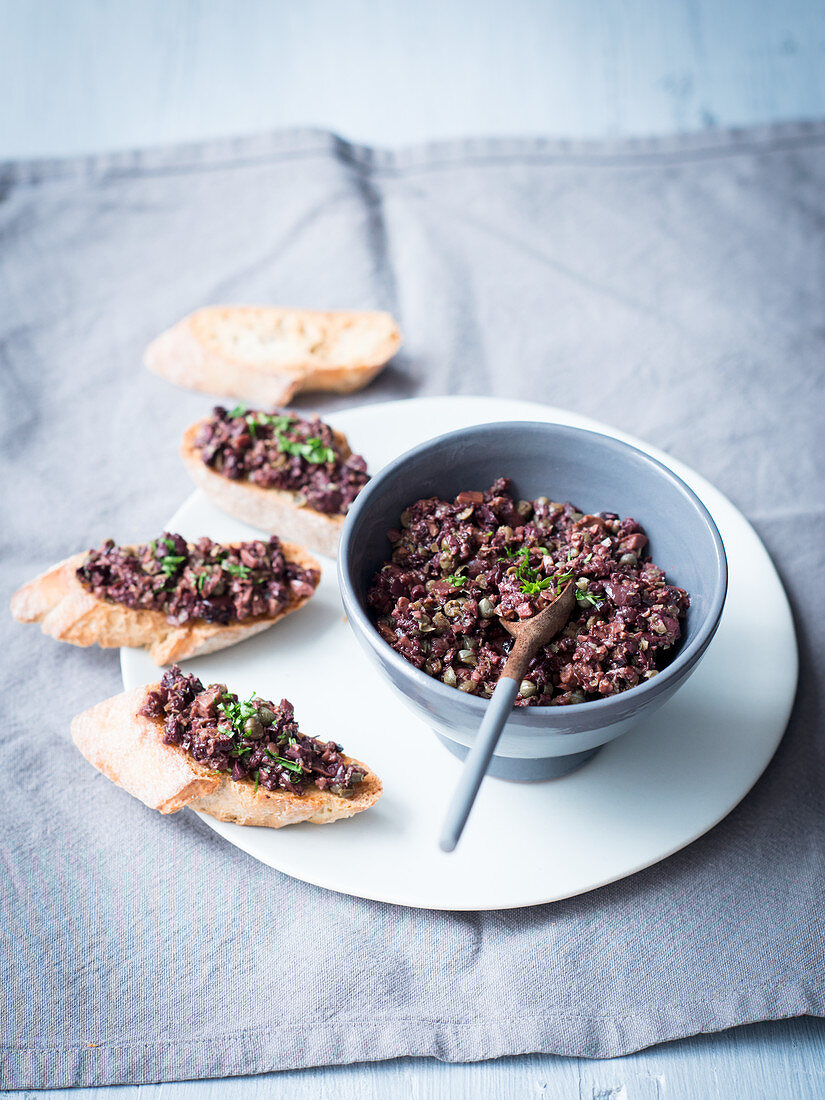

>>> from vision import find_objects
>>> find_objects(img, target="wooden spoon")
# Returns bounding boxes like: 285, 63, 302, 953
438, 581, 576, 853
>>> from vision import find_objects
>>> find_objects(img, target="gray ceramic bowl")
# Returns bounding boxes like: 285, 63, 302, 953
338, 422, 727, 781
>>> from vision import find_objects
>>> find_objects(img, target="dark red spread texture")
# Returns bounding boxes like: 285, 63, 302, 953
368, 478, 689, 706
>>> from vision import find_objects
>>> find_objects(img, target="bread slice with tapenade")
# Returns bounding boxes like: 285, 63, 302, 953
180, 408, 369, 558
71, 672, 382, 827
145, 306, 402, 405
10, 534, 320, 666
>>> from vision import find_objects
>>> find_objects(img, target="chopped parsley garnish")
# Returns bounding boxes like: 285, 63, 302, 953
223, 560, 252, 578
217, 693, 260, 738
229, 405, 296, 438
575, 583, 603, 607
215, 693, 307, 782
255, 412, 294, 432
446, 571, 468, 588
554, 569, 574, 594
521, 578, 554, 596
275, 431, 335, 464
160, 554, 186, 576
162, 536, 177, 552
497, 542, 584, 597
264, 749, 303, 775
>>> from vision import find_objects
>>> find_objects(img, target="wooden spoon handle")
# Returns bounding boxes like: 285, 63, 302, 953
438, 675, 520, 853
501, 633, 536, 682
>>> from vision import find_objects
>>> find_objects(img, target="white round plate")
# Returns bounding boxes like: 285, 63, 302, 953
121, 396, 797, 910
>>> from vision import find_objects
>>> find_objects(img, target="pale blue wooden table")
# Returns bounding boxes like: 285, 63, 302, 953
2, 2, 823, 1096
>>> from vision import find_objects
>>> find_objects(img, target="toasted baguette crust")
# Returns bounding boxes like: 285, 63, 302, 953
181, 422, 345, 558
10, 542, 320, 665
145, 306, 402, 404
71, 685, 382, 826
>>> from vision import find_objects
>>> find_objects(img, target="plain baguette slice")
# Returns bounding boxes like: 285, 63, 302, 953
71, 685, 382, 827
145, 306, 402, 405
181, 422, 346, 558
10, 541, 319, 666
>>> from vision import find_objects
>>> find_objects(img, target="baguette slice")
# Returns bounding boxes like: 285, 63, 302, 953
10, 542, 319, 666
181, 422, 346, 558
145, 306, 402, 405
71, 685, 382, 827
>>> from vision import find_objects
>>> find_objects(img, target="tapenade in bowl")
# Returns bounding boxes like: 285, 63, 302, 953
338, 422, 727, 780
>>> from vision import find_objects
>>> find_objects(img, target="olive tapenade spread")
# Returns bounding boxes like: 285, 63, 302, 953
77, 533, 318, 626
367, 478, 689, 706
140, 665, 365, 795
194, 405, 369, 516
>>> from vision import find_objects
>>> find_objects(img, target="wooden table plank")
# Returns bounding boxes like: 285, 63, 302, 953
1, 0, 824, 156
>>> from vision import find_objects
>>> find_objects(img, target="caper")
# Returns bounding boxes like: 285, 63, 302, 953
330, 784, 355, 799
516, 499, 533, 518
534, 496, 550, 507
460, 635, 479, 649
400, 509, 412, 528
443, 667, 458, 687
519, 680, 538, 698
243, 716, 264, 740
444, 599, 463, 618
569, 691, 586, 705
575, 578, 588, 590
619, 552, 638, 566
456, 505, 474, 520
498, 525, 514, 541
257, 706, 276, 727
433, 611, 450, 629
458, 649, 477, 666
478, 597, 496, 619
439, 551, 455, 570
425, 657, 443, 675
458, 680, 476, 693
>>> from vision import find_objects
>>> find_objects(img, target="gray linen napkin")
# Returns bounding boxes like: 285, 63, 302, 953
1, 123, 823, 1088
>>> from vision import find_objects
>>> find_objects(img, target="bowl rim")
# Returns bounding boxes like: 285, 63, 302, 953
338, 420, 728, 724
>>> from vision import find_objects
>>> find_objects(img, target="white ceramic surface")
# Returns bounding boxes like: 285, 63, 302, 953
121, 396, 797, 911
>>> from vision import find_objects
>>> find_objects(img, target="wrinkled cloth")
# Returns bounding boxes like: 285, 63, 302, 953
1, 122, 823, 1088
